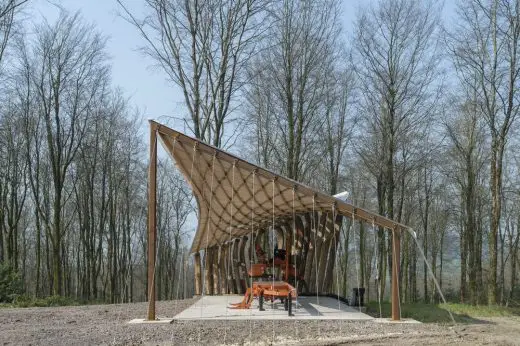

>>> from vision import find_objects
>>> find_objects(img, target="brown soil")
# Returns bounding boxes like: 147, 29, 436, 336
0, 299, 519, 345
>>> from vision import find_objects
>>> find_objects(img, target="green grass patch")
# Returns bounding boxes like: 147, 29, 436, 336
365, 301, 520, 323
440, 303, 520, 317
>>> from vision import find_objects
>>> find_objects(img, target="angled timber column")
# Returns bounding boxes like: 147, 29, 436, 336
238, 236, 248, 292
232, 239, 241, 293
147, 121, 158, 321
211, 246, 219, 294
323, 214, 342, 293
220, 244, 228, 294
303, 213, 317, 291
392, 228, 401, 321
205, 247, 215, 295
193, 252, 202, 295
285, 225, 291, 282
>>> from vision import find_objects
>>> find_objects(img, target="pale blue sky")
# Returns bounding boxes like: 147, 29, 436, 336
27, 0, 457, 142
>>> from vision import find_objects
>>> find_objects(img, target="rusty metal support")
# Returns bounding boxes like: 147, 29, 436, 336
391, 228, 401, 321
147, 121, 158, 321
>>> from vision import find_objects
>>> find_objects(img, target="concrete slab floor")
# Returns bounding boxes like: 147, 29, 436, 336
173, 295, 375, 320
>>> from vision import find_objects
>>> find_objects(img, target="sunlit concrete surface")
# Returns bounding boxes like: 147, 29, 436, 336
173, 295, 375, 320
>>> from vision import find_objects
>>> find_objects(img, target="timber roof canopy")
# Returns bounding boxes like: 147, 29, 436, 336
151, 121, 409, 253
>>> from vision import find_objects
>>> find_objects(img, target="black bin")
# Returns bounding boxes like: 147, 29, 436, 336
351, 287, 365, 307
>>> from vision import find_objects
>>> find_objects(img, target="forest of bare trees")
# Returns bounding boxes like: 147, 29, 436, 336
1, 0, 520, 308
0, 1, 193, 303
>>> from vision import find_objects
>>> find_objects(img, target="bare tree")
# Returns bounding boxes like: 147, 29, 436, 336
353, 0, 442, 300
117, 0, 267, 147
504, 186, 520, 303
321, 66, 356, 195
0, 105, 28, 269
246, 0, 343, 182
445, 94, 487, 304
449, 0, 520, 304
0, 0, 27, 67
155, 161, 192, 300
22, 11, 110, 295
0, 5, 197, 303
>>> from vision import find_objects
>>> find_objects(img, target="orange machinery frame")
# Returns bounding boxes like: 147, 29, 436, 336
230, 231, 298, 315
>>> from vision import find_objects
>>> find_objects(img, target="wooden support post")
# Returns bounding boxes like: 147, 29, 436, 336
226, 242, 235, 294
206, 248, 213, 295
392, 229, 401, 321
147, 122, 157, 321
295, 216, 305, 269
244, 237, 251, 278
324, 215, 342, 293
285, 227, 291, 282
316, 212, 333, 292
303, 213, 317, 291
309, 212, 326, 292
220, 244, 228, 294
253, 231, 262, 263
275, 227, 284, 249
317, 236, 332, 292
232, 239, 241, 293
194, 252, 202, 295
238, 236, 247, 292
212, 247, 219, 294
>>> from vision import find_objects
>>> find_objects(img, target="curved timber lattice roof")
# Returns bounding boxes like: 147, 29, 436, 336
151, 121, 409, 253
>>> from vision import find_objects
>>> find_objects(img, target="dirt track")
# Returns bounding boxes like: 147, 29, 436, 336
0, 298, 519, 345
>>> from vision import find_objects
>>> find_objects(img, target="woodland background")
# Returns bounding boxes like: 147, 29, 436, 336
1, 0, 520, 307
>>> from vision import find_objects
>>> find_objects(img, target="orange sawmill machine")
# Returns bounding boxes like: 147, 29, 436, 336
230, 241, 304, 316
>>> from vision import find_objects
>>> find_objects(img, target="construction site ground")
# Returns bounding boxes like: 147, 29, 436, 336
0, 298, 519, 345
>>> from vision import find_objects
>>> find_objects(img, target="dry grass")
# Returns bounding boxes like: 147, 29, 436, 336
366, 301, 520, 323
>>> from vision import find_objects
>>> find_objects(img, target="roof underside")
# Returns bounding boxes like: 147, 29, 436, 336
152, 121, 409, 253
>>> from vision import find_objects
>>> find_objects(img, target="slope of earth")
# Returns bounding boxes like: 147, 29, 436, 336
0, 299, 519, 345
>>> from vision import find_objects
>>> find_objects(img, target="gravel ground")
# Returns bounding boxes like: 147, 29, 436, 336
0, 298, 519, 345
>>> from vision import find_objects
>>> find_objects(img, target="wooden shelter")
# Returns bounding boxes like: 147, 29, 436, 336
147, 120, 408, 321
